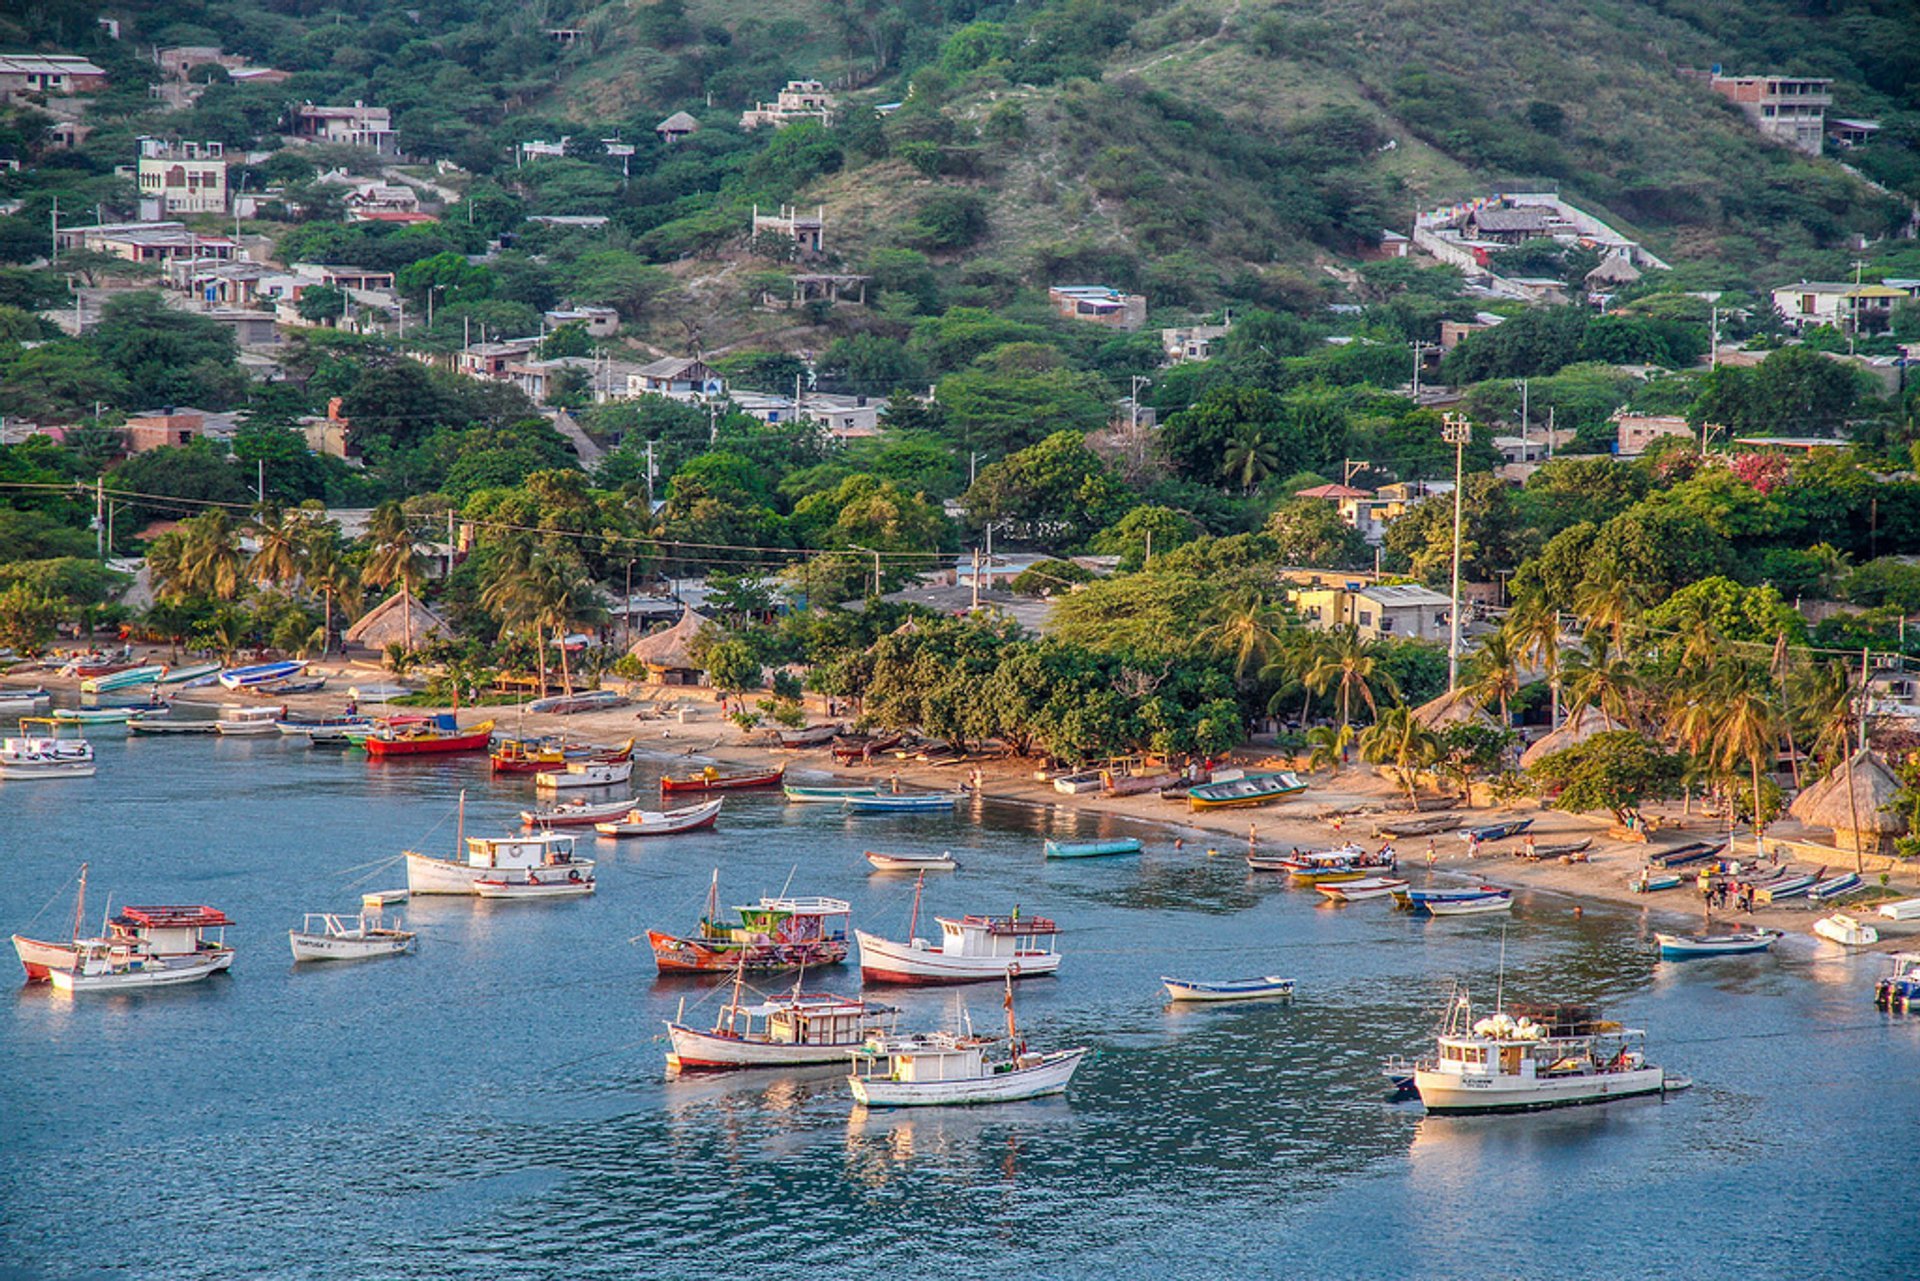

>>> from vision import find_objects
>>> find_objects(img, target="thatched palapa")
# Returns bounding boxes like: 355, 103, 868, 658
1518, 706, 1615, 769
1787, 747, 1907, 854
1413, 687, 1497, 731
343, 593, 454, 651
626, 608, 711, 684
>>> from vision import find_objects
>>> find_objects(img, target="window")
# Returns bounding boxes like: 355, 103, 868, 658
1358, 610, 1373, 627
1379, 617, 1395, 633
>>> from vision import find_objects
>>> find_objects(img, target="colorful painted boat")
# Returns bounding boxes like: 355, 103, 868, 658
156, 662, 221, 686
1652, 841, 1722, 869
648, 876, 850, 973
128, 718, 217, 735
1186, 771, 1308, 811
667, 991, 896, 1071
1656, 929, 1782, 959
831, 733, 903, 764
1043, 837, 1143, 859
593, 798, 723, 836
1630, 868, 1682, 893
363, 715, 495, 756
661, 763, 786, 793
534, 757, 635, 790
490, 736, 579, 774
0, 686, 52, 715
79, 665, 167, 694
1460, 819, 1533, 844
1161, 975, 1294, 1002
1755, 873, 1818, 904
521, 794, 645, 828
842, 791, 965, 813
784, 784, 881, 802
218, 659, 307, 689
1316, 876, 1410, 903
1809, 872, 1863, 902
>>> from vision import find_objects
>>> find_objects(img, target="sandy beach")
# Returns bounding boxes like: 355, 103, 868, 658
15, 651, 1920, 950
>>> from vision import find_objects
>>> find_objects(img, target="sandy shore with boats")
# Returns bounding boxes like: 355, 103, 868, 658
14, 655, 1920, 949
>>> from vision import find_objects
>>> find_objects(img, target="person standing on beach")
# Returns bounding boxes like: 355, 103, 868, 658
1426, 838, 1436, 867
1248, 824, 1258, 852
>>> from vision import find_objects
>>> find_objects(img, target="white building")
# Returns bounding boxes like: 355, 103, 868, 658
740, 80, 835, 130
136, 138, 227, 217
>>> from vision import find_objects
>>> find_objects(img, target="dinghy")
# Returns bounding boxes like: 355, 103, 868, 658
1655, 929, 1782, 959
474, 871, 595, 899
1316, 876, 1410, 903
866, 850, 959, 871
1813, 913, 1879, 947
1161, 975, 1294, 1002
521, 794, 646, 828
218, 659, 307, 689
784, 783, 881, 802
1043, 837, 1143, 859
593, 798, 723, 837
842, 792, 965, 813
289, 912, 416, 962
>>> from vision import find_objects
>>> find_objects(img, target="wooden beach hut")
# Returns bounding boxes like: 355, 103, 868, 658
625, 607, 711, 685
1787, 747, 1907, 855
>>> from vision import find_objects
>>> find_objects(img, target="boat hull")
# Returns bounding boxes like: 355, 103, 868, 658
48, 952, 228, 994
1043, 838, 1143, 859
842, 794, 962, 812
289, 931, 415, 961
474, 879, 595, 899
665, 1022, 867, 1070
784, 785, 880, 802
1415, 1065, 1674, 1114
593, 800, 723, 837
1162, 977, 1293, 1002
534, 760, 634, 790
850, 1047, 1086, 1107
649, 930, 849, 973
855, 930, 1061, 985
13, 934, 75, 981
1423, 895, 1514, 916
0, 760, 96, 779
866, 853, 957, 871
661, 767, 785, 793
1317, 878, 1409, 902
405, 851, 599, 895
365, 728, 494, 756
1655, 931, 1780, 958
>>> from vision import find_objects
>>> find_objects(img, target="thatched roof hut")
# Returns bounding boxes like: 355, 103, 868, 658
1413, 687, 1497, 731
1788, 747, 1907, 854
1518, 706, 1615, 769
626, 608, 711, 684
342, 592, 454, 652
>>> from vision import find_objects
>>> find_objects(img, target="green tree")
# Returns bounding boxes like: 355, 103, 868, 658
1263, 499, 1370, 569
1305, 625, 1400, 728
1529, 730, 1685, 827
362, 501, 428, 653
1358, 704, 1440, 808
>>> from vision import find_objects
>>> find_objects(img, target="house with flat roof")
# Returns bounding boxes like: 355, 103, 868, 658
457, 338, 541, 380
627, 357, 727, 402
1162, 323, 1231, 364
136, 138, 227, 217
62, 221, 235, 263
1613, 411, 1696, 457
1707, 73, 1832, 156
1291, 582, 1453, 642
0, 54, 107, 98
289, 102, 398, 155
1771, 281, 1905, 335
740, 80, 835, 130
1049, 285, 1147, 331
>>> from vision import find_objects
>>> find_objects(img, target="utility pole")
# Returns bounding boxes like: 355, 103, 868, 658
645, 439, 656, 508
1144, 528, 1153, 570
1442, 413, 1473, 693
1709, 306, 1720, 371
1410, 340, 1426, 401
971, 547, 981, 610
1518, 378, 1529, 459
446, 510, 455, 580
256, 458, 265, 504
95, 476, 104, 559
50, 195, 58, 264
1546, 406, 1555, 459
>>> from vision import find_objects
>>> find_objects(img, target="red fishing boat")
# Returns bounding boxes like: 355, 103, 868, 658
648, 871, 851, 973
660, 763, 786, 793
364, 714, 495, 757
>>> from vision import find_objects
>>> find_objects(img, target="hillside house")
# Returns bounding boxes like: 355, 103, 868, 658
1771, 281, 1904, 335
0, 54, 107, 98
289, 102, 398, 155
457, 338, 540, 380
544, 305, 620, 336
299, 398, 355, 460
1291, 582, 1453, 642
123, 409, 207, 453
740, 80, 835, 130
1708, 73, 1832, 156
136, 138, 227, 216
1462, 205, 1555, 245
61, 222, 235, 263
1049, 285, 1147, 331
1829, 118, 1880, 149
1162, 323, 1231, 364
627, 357, 727, 402
752, 204, 825, 255
769, 274, 869, 308
1613, 411, 1696, 456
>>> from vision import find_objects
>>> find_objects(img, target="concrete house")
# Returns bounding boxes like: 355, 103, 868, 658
0, 54, 108, 98
1292, 582, 1453, 642
136, 138, 227, 217
627, 357, 727, 401
740, 80, 835, 130
1771, 281, 1905, 335
1708, 73, 1832, 156
289, 102, 398, 155
1049, 285, 1147, 331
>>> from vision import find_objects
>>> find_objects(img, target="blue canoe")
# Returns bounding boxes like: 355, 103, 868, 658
219, 660, 308, 689
1162, 975, 1295, 1002
1461, 819, 1533, 843
842, 792, 964, 812
1656, 929, 1782, 959
1045, 837, 1144, 859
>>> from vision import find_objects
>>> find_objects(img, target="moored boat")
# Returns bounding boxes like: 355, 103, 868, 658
1186, 771, 1308, 811
79, 664, 167, 694
128, 718, 217, 735
0, 734, 96, 779
48, 940, 229, 993
1655, 929, 1782, 959
521, 794, 646, 828
661, 763, 786, 792
534, 756, 635, 790
276, 714, 373, 738
865, 850, 959, 871
215, 704, 286, 735
0, 685, 52, 715
858, 881, 1061, 985
846, 978, 1085, 1108
784, 783, 881, 802
1813, 913, 1879, 947
1043, 836, 1143, 859
1161, 974, 1294, 1002
1874, 953, 1920, 1011
156, 662, 221, 686
289, 911, 416, 962
1630, 868, 1683, 893
1412, 995, 1687, 1114
474, 869, 596, 898
1397, 886, 1513, 916
842, 791, 965, 812
364, 713, 495, 756
489, 736, 580, 774
406, 830, 595, 896
1755, 872, 1818, 904
32, 903, 236, 989
1316, 876, 1410, 903
52, 704, 166, 724
218, 659, 307, 689
648, 875, 850, 973
666, 986, 895, 1071
831, 732, 903, 763
593, 798, 723, 837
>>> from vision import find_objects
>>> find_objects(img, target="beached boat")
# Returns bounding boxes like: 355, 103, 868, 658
1630, 868, 1683, 893
1878, 897, 1920, 921
777, 723, 844, 748
521, 794, 645, 828
364, 714, 495, 756
474, 870, 596, 899
525, 689, 629, 715
831, 733, 903, 764
593, 798, 723, 837
288, 911, 416, 962
276, 714, 372, 738
1397, 886, 1512, 915
79, 664, 167, 694
1050, 770, 1104, 795
1105, 771, 1180, 798
215, 705, 286, 735
661, 763, 786, 793
0, 685, 52, 715
156, 662, 220, 686
1283, 847, 1396, 885
1813, 913, 1880, 948
1651, 841, 1722, 869
1809, 872, 1864, 902
0, 734, 96, 779
1521, 838, 1594, 860
1375, 813, 1462, 838
1412, 995, 1688, 1114
866, 850, 959, 871
218, 659, 307, 689
63, 651, 132, 678
128, 718, 217, 735
1316, 876, 1410, 903
52, 705, 167, 724
1461, 819, 1533, 844
648, 875, 850, 973
1186, 771, 1308, 811
857, 882, 1061, 985
406, 830, 595, 896
1161, 974, 1294, 1002
1755, 872, 1818, 904
784, 783, 881, 802
1874, 953, 1920, 1011
535, 756, 635, 790
842, 791, 966, 813
255, 676, 327, 695
667, 987, 896, 1071
1655, 929, 1783, 959
1043, 836, 1143, 859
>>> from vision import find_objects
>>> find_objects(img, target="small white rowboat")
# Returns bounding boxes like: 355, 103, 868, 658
865, 851, 959, 871
289, 912, 416, 962
1316, 876, 1409, 903
1162, 975, 1295, 1002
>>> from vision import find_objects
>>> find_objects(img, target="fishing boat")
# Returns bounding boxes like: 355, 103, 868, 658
363, 714, 495, 756
1375, 813, 1462, 838
784, 783, 881, 802
490, 736, 573, 773
1161, 974, 1294, 1002
1521, 838, 1594, 860
308, 727, 358, 747
32, 903, 236, 988
666, 985, 896, 1072
648, 874, 851, 973
593, 798, 723, 837
866, 850, 959, 871
1316, 876, 1410, 903
218, 659, 308, 689
535, 756, 635, 790
12, 863, 93, 978
255, 676, 328, 696
847, 977, 1086, 1108
1755, 872, 1818, 904
1043, 836, 1143, 859
1283, 846, 1396, 885
842, 791, 965, 813
0, 735, 96, 779
52, 705, 166, 724
288, 911, 416, 962
1050, 770, 1104, 795
79, 664, 167, 694
1873, 953, 1920, 1011
128, 718, 217, 735
857, 880, 1062, 985
778, 723, 845, 749
1396, 886, 1513, 916
1813, 913, 1880, 947
215, 705, 286, 735
474, 869, 596, 899
49, 938, 230, 994
1652, 841, 1722, 869
1411, 994, 1688, 1114
520, 794, 646, 828
1654, 929, 1782, 959
406, 829, 595, 896
1809, 872, 1864, 902
1105, 771, 1181, 797
63, 651, 132, 678
660, 763, 786, 793
1186, 771, 1308, 811
1461, 819, 1533, 844
276, 714, 372, 738
831, 733, 902, 764
525, 689, 629, 715
0, 686, 52, 715
1630, 868, 1683, 893
156, 662, 220, 686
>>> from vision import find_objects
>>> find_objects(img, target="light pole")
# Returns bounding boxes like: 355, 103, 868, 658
1441, 412, 1473, 693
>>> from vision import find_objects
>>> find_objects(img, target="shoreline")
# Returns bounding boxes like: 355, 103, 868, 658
11, 655, 1919, 952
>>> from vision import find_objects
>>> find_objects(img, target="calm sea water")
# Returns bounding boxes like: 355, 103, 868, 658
3, 716, 1917, 1281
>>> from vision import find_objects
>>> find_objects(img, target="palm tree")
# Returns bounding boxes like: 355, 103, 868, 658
361, 501, 428, 653
1304, 625, 1400, 730
1358, 704, 1440, 809
1712, 677, 1780, 859
1198, 590, 1288, 684
1503, 594, 1563, 728
304, 534, 361, 658
1304, 723, 1354, 776
1561, 633, 1640, 730
1221, 429, 1280, 494
179, 510, 244, 602
1573, 565, 1639, 657
1261, 629, 1329, 722
1464, 628, 1521, 728
528, 551, 603, 696
247, 503, 306, 593
480, 536, 548, 696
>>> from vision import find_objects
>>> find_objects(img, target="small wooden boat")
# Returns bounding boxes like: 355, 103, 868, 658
1652, 841, 1721, 869
667, 990, 896, 1071
661, 763, 786, 793
49, 943, 228, 993
53, 705, 166, 724
490, 736, 578, 773
650, 878, 851, 973
1161, 974, 1294, 1002
255, 676, 327, 695
80, 664, 167, 693
866, 850, 959, 871
289, 911, 416, 962
521, 794, 645, 828
1043, 837, 1143, 859
1375, 813, 1462, 838
128, 719, 217, 735
407, 831, 594, 895
1813, 913, 1879, 947
594, 798, 723, 837
364, 715, 495, 756
857, 893, 1061, 985
1460, 819, 1533, 844
1187, 771, 1308, 811
1755, 872, 1818, 904
842, 792, 965, 812
848, 1030, 1086, 1107
1656, 929, 1782, 959
534, 756, 635, 790
0, 686, 52, 715
1105, 772, 1180, 797
831, 733, 902, 763
218, 659, 307, 689
277, 714, 372, 737
1316, 876, 1409, 903
361, 889, 409, 909
784, 783, 880, 802
1809, 872, 1863, 902
0, 736, 96, 779
474, 870, 596, 898
526, 689, 629, 714
1423, 889, 1514, 916
1630, 868, 1682, 893
1051, 770, 1104, 795
156, 662, 220, 686
777, 723, 844, 748
1520, 837, 1592, 860
215, 705, 285, 735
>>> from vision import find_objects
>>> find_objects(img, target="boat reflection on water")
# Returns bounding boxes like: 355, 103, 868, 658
843, 1103, 1064, 1186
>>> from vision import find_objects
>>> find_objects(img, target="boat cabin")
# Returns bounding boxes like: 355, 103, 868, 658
854, 1033, 990, 1083
936, 913, 1060, 959
114, 905, 231, 955
711, 896, 852, 945
465, 832, 580, 870
727, 994, 880, 1045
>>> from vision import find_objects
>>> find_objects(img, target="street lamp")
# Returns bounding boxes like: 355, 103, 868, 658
1441, 412, 1473, 692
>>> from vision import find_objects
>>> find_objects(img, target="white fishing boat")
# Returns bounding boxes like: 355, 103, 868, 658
665, 977, 895, 1071
593, 798, 723, 837
0, 686, 52, 715
865, 850, 959, 871
520, 794, 645, 828
1315, 876, 1410, 903
1424, 889, 1515, 917
219, 659, 307, 689
52, 705, 163, 724
14, 887, 234, 981
857, 878, 1062, 985
534, 757, 635, 790
1411, 992, 1688, 1114
1655, 929, 1782, 959
473, 870, 595, 899
1161, 975, 1294, 1002
215, 704, 285, 735
406, 825, 596, 896
846, 976, 1086, 1107
288, 911, 416, 962
0, 735, 96, 779
48, 941, 229, 993
156, 662, 221, 687
1878, 897, 1920, 921
1813, 913, 1880, 948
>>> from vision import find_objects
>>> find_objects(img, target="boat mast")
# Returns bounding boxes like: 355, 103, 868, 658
71, 862, 88, 941
456, 789, 466, 858
1003, 971, 1018, 1044
1495, 923, 1507, 1013
908, 871, 924, 940
705, 867, 719, 929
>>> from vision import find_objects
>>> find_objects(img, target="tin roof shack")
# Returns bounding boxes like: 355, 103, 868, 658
1049, 285, 1147, 331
